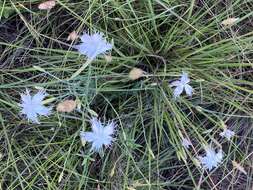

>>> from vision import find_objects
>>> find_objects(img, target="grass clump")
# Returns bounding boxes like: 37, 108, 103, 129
0, 0, 253, 189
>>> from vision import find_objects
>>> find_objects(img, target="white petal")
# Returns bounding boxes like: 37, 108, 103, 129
81, 117, 116, 152
91, 141, 103, 152
19, 89, 51, 123
199, 146, 223, 171
25, 111, 39, 123
182, 138, 192, 149
220, 129, 235, 140
180, 72, 190, 84
198, 156, 212, 170
35, 106, 51, 116
216, 150, 223, 162
173, 85, 184, 98
80, 33, 91, 42
101, 136, 113, 146
184, 84, 193, 96
32, 90, 47, 103
104, 121, 115, 136
80, 131, 96, 142
75, 32, 112, 59
21, 91, 32, 104
90, 117, 102, 133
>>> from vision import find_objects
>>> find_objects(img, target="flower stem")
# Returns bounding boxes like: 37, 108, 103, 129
69, 58, 93, 80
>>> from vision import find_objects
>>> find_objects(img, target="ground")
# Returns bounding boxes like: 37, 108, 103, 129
0, 0, 253, 189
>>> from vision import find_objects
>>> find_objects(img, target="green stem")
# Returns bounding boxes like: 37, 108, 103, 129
69, 58, 93, 80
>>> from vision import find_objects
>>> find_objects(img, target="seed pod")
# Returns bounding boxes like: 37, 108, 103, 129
38, 0, 56, 10
129, 68, 144, 80
221, 18, 239, 27
67, 31, 79, 41
56, 100, 77, 113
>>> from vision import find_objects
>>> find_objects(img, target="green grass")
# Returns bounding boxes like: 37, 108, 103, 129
0, 0, 253, 189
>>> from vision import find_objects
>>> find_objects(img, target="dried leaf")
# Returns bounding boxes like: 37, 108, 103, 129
38, 0, 56, 10
110, 164, 116, 177
67, 31, 79, 41
42, 97, 56, 104
129, 68, 144, 80
193, 158, 201, 168
221, 18, 239, 27
104, 55, 112, 63
34, 86, 45, 90
87, 109, 98, 117
58, 171, 64, 183
76, 98, 82, 110
232, 160, 247, 175
81, 138, 86, 146
56, 100, 77, 113
127, 187, 136, 190
150, 82, 158, 86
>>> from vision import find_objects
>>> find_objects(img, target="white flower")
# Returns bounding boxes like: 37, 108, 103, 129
170, 72, 193, 98
80, 117, 115, 152
198, 146, 223, 171
182, 138, 192, 149
19, 89, 51, 123
74, 32, 113, 60
220, 129, 235, 140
